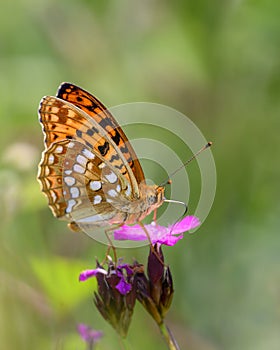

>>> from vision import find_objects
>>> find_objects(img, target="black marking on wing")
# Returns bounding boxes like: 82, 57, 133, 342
99, 117, 114, 129
76, 130, 82, 138
111, 131, 121, 145
98, 141, 109, 156
86, 129, 94, 136
110, 154, 120, 162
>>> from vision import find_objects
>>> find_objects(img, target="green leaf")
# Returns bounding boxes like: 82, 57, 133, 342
30, 256, 96, 315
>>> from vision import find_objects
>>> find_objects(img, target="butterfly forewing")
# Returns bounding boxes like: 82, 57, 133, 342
38, 84, 144, 225
56, 83, 145, 185
39, 95, 140, 198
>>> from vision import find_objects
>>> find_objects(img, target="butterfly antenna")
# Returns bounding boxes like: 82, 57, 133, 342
158, 142, 212, 188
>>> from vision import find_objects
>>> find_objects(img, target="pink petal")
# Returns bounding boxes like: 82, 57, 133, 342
169, 216, 200, 234
79, 268, 107, 282
114, 224, 148, 241
157, 233, 184, 246
115, 278, 132, 295
77, 323, 103, 343
114, 216, 200, 246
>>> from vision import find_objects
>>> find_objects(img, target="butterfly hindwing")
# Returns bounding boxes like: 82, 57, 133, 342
38, 140, 132, 226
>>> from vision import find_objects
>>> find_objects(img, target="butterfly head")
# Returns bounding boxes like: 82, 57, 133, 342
139, 183, 165, 213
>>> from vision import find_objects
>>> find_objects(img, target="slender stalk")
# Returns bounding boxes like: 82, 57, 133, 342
159, 322, 181, 350
118, 336, 132, 350
104, 230, 117, 263
86, 339, 94, 350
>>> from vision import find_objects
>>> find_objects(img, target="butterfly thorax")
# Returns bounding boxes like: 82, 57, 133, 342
99, 183, 165, 225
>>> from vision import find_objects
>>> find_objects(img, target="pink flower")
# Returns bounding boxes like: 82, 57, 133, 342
78, 259, 139, 337
115, 276, 132, 294
79, 267, 107, 281
79, 263, 133, 296
77, 323, 103, 344
114, 216, 200, 246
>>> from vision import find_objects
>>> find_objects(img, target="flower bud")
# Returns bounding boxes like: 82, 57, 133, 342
136, 244, 174, 325
80, 259, 140, 338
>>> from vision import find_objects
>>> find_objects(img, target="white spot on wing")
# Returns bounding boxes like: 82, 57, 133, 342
45, 166, 50, 176
50, 191, 57, 202
125, 183, 131, 196
64, 176, 76, 186
73, 164, 85, 174
116, 184, 121, 192
68, 142, 75, 148
108, 189, 118, 198
82, 148, 95, 159
93, 195, 102, 204
48, 154, 54, 164
66, 199, 76, 213
98, 162, 105, 169
64, 170, 72, 175
55, 145, 63, 153
70, 187, 80, 198
76, 154, 87, 166
105, 171, 118, 184
90, 181, 102, 191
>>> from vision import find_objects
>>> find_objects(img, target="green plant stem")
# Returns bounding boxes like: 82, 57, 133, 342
87, 340, 94, 350
119, 336, 132, 350
159, 322, 181, 350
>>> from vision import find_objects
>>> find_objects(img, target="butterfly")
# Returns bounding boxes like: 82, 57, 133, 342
38, 83, 165, 232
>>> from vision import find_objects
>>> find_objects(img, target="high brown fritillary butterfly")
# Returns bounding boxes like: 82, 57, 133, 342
38, 83, 165, 232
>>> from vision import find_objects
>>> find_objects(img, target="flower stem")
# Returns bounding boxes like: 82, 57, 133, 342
118, 336, 132, 350
159, 322, 181, 350
86, 340, 94, 350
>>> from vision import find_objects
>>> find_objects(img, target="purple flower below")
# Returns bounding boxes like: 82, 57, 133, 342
79, 263, 133, 296
79, 260, 139, 337
79, 267, 107, 282
77, 323, 103, 344
116, 276, 132, 294
114, 216, 200, 246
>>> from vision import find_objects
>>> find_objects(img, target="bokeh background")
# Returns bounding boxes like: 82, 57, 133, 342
1, 1, 279, 349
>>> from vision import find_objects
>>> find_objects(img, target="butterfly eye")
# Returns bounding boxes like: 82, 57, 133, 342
147, 194, 156, 205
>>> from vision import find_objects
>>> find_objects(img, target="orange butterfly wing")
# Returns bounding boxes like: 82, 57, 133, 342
38, 139, 130, 226
38, 83, 145, 224
56, 83, 145, 185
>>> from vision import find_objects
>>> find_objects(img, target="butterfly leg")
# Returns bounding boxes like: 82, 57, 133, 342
138, 221, 153, 246
104, 224, 123, 263
104, 230, 117, 263
153, 209, 158, 223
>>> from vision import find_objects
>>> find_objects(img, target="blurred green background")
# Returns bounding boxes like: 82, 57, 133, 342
1, 0, 279, 349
